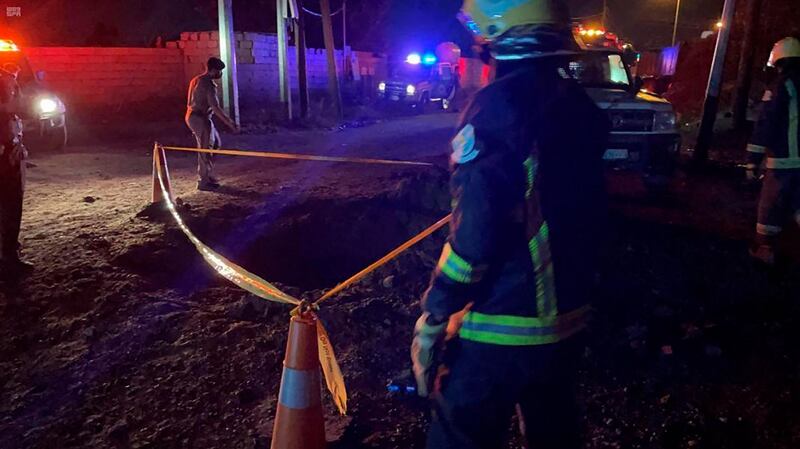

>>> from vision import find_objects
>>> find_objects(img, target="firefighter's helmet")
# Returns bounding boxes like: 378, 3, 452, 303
767, 37, 800, 67
459, 0, 577, 60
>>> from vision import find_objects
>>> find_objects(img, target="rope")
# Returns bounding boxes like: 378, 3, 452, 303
160, 145, 433, 167
314, 214, 452, 306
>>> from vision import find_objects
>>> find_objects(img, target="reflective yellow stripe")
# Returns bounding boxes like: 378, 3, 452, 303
529, 222, 558, 318
460, 306, 590, 346
523, 156, 536, 199
746, 144, 766, 154
766, 157, 800, 169
437, 243, 484, 284
786, 79, 799, 160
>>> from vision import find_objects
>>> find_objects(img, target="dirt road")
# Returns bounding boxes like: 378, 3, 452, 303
1, 113, 799, 449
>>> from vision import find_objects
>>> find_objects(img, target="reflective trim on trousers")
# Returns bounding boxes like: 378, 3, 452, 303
757, 223, 783, 236
747, 143, 766, 154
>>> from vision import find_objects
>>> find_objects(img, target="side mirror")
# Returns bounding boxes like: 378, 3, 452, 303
35, 70, 46, 82
632, 76, 644, 93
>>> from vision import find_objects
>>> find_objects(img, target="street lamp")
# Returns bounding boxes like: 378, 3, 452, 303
671, 0, 682, 46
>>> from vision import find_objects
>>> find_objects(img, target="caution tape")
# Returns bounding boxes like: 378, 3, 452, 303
153, 144, 451, 416
315, 214, 452, 306
315, 317, 347, 414
155, 151, 301, 306
161, 145, 434, 167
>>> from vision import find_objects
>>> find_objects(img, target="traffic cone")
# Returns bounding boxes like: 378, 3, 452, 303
271, 313, 326, 449
151, 143, 173, 204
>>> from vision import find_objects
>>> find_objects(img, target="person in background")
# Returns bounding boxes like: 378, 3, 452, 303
0, 62, 32, 276
746, 37, 800, 265
185, 57, 239, 191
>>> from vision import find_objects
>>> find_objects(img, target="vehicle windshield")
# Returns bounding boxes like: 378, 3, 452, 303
0, 51, 35, 85
389, 63, 433, 83
567, 52, 631, 89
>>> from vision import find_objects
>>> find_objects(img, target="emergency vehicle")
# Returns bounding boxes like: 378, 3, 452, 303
573, 28, 680, 190
377, 42, 461, 113
0, 38, 67, 151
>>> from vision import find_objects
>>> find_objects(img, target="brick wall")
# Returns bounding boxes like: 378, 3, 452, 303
25, 47, 184, 108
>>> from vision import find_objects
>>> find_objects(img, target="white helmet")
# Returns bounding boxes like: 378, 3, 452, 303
767, 37, 800, 68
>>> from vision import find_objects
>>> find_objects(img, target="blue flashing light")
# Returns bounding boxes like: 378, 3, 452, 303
406, 53, 422, 65
422, 53, 438, 65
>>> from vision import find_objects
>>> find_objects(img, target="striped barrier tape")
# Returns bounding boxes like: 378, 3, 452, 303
160, 145, 434, 167
152, 143, 452, 415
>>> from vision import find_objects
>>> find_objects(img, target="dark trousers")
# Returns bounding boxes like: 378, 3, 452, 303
427, 338, 583, 449
757, 169, 800, 235
0, 145, 24, 260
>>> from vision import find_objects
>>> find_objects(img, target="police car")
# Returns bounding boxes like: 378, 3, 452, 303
0, 39, 67, 151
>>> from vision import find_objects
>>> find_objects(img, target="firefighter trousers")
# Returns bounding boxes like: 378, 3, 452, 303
757, 169, 800, 237
0, 144, 25, 260
426, 337, 583, 449
186, 113, 221, 184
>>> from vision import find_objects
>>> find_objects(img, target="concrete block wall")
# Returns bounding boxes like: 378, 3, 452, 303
175, 31, 382, 105
25, 47, 184, 107
24, 32, 387, 112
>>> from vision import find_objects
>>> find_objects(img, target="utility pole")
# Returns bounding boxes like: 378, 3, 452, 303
294, 0, 310, 118
694, 0, 736, 163
277, 0, 292, 119
732, 0, 762, 128
601, 0, 608, 29
218, 0, 240, 125
320, 0, 343, 120
342, 0, 348, 78
671, 0, 682, 47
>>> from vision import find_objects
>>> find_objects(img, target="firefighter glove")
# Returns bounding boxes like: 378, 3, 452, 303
411, 313, 447, 398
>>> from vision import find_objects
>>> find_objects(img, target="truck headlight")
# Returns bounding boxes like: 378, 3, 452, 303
406, 84, 416, 96
378, 82, 386, 92
39, 97, 59, 114
653, 111, 677, 132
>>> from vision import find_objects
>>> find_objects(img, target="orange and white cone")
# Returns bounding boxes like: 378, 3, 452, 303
151, 143, 173, 204
271, 314, 326, 449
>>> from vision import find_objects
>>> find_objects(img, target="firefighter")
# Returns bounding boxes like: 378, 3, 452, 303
186, 57, 239, 191
746, 37, 800, 265
410, 1, 609, 448
0, 62, 31, 276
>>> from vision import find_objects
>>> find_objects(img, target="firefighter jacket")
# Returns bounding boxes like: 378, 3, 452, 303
747, 71, 800, 170
421, 61, 610, 346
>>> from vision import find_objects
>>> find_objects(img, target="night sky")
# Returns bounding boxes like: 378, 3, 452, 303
0, 0, 776, 51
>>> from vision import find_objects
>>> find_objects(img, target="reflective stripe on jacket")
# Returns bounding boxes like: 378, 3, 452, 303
421, 61, 609, 346
748, 74, 800, 170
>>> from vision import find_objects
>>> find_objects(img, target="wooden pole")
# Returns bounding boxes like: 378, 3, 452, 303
671, 0, 682, 47
277, 0, 292, 119
295, 0, 310, 118
694, 0, 737, 163
320, 0, 343, 120
218, 0, 240, 125
732, 0, 762, 128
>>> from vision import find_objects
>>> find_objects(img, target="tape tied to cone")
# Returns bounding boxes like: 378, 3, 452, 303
152, 141, 452, 417
153, 145, 346, 414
